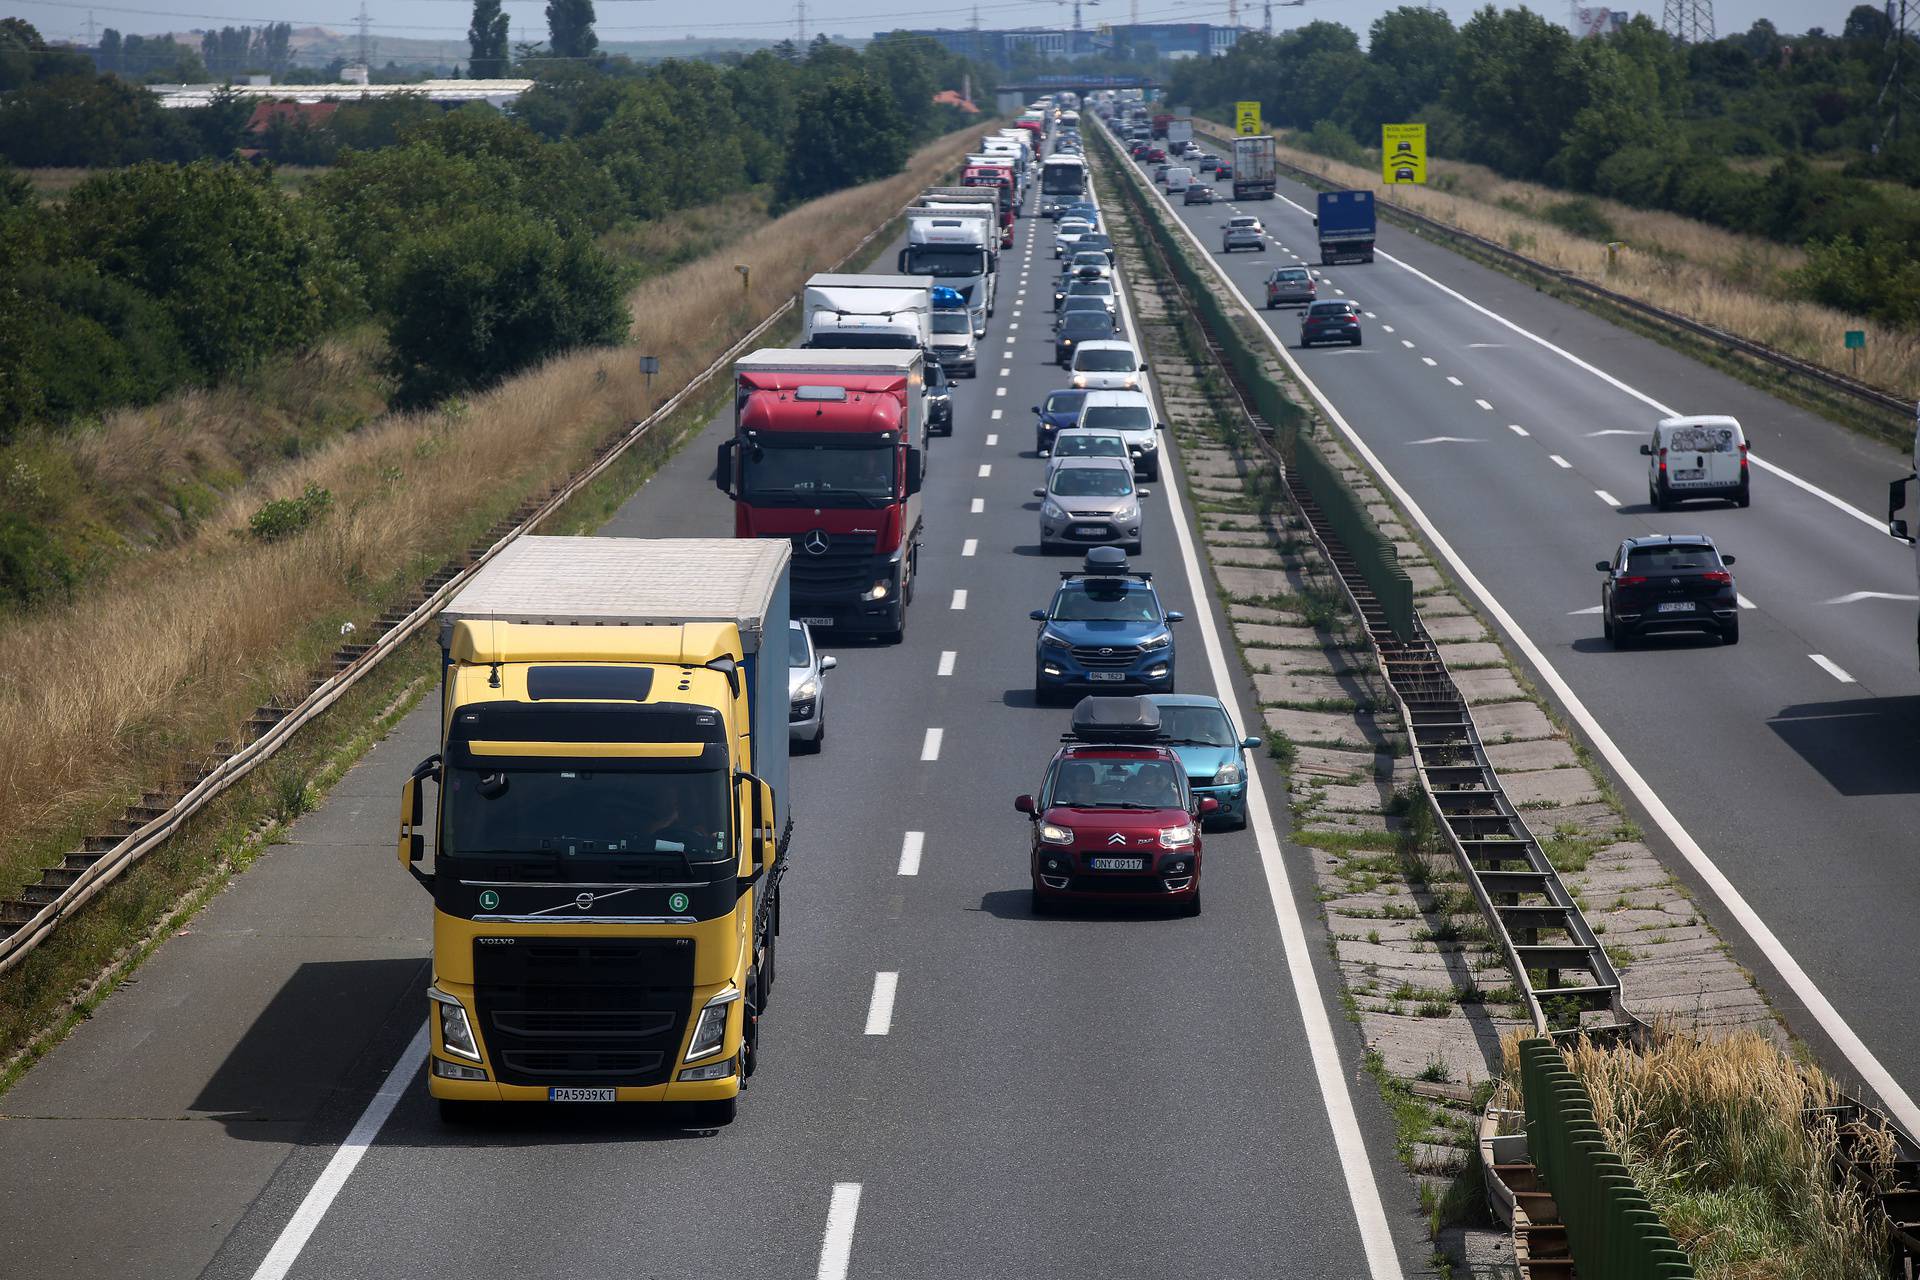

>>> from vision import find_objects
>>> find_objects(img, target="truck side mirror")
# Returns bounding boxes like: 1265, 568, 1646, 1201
1311, 216, 1319, 227
714, 440, 736, 497
398, 755, 439, 887
905, 450, 924, 497
896, 248, 909, 273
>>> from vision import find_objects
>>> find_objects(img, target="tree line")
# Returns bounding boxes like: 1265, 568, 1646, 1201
1169, 5, 1920, 328
0, 22, 985, 438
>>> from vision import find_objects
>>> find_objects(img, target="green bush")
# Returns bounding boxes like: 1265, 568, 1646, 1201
1540, 198, 1617, 242
248, 482, 333, 542
777, 73, 910, 206
0, 509, 76, 606
1295, 118, 1367, 165
380, 211, 630, 407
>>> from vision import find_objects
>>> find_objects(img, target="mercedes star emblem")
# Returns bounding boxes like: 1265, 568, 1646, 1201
803, 530, 830, 556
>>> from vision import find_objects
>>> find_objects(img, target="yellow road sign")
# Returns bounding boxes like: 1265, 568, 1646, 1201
1235, 101, 1263, 136
1382, 123, 1426, 184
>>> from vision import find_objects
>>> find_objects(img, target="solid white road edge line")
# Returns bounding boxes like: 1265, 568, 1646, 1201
897, 831, 924, 877
1103, 166, 1406, 1280
816, 1183, 863, 1280
1146, 169, 1920, 1139
247, 1021, 429, 1280
864, 973, 898, 1035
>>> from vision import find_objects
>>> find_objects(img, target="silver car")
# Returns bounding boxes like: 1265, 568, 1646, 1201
1034, 455, 1150, 555
787, 621, 837, 753
1222, 215, 1266, 254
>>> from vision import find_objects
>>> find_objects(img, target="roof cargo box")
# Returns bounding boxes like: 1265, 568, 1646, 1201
1068, 695, 1164, 743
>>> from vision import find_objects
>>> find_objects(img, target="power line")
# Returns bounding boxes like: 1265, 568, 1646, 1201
1659, 0, 1713, 43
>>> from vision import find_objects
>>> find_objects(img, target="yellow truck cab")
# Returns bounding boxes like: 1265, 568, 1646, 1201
400, 536, 791, 1126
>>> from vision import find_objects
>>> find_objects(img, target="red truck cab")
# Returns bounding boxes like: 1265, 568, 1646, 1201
717, 352, 924, 641
1014, 697, 1216, 916
963, 163, 1018, 219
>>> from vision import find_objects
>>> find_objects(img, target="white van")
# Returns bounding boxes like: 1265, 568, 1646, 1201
1642, 415, 1749, 509
1164, 165, 1193, 193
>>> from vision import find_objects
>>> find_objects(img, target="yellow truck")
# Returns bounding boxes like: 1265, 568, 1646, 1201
400, 536, 791, 1125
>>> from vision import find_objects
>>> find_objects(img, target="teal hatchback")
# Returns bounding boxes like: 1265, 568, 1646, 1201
1145, 694, 1260, 830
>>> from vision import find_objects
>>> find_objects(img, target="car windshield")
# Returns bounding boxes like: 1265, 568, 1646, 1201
1051, 581, 1161, 622
1055, 434, 1127, 458
1051, 467, 1134, 498
788, 626, 811, 667
1626, 544, 1719, 571
1077, 236, 1111, 251
1042, 391, 1089, 416
933, 313, 971, 334
1158, 704, 1235, 746
1048, 757, 1183, 809
1076, 349, 1136, 372
444, 766, 731, 864
1081, 405, 1150, 431
1057, 222, 1090, 236
1062, 315, 1114, 337
1073, 254, 1107, 269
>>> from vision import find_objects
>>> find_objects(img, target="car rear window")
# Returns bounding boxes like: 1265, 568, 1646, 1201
1056, 434, 1127, 457
1308, 301, 1351, 316
1069, 282, 1113, 297
1626, 544, 1720, 571
1272, 269, 1309, 282
1665, 424, 1738, 453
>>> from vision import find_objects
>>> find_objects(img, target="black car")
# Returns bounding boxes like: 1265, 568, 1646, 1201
1598, 535, 1739, 647
1053, 263, 1106, 310
1183, 185, 1214, 205
1054, 295, 1110, 331
1299, 300, 1362, 347
926, 360, 953, 436
1055, 310, 1117, 366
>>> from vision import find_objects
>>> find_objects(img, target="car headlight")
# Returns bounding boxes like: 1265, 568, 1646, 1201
1140, 631, 1172, 651
1213, 762, 1243, 785
685, 987, 742, 1062
1072, 375, 1087, 387
861, 578, 891, 602
1039, 823, 1074, 845
1159, 824, 1195, 848
792, 677, 819, 702
429, 988, 481, 1061
1041, 499, 1067, 520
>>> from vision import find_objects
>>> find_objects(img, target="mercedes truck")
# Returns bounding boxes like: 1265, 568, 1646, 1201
402, 535, 791, 1127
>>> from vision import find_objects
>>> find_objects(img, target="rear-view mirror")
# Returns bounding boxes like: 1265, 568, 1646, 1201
1138, 489, 1153, 499
1722, 554, 1736, 565
1167, 611, 1186, 623
821, 656, 838, 672
1029, 609, 1048, 621
1198, 797, 1221, 816
1033, 487, 1047, 498
1638, 444, 1653, 456
1595, 561, 1611, 572
1014, 795, 1036, 815
1241, 736, 1262, 750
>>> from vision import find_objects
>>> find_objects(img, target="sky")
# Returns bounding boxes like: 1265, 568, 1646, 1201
8, 0, 1871, 52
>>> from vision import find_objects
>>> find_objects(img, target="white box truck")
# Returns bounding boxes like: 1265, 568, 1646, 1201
799, 273, 933, 355
899, 207, 996, 337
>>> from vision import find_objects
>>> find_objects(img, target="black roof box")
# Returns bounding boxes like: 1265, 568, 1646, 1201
1068, 695, 1163, 743
1062, 546, 1150, 580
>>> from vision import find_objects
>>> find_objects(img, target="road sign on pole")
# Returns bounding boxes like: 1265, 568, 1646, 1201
1235, 101, 1263, 135
1845, 329, 1865, 376
1382, 123, 1427, 184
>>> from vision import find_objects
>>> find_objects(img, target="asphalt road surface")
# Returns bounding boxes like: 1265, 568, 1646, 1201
0, 171, 1426, 1279
1132, 132, 1920, 1134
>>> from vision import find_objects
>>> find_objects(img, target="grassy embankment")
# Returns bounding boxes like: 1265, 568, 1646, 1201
1200, 122, 1920, 402
0, 128, 975, 927
1507, 1030, 1901, 1280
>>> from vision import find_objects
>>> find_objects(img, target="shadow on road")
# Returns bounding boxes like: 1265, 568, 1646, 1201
1767, 694, 1920, 797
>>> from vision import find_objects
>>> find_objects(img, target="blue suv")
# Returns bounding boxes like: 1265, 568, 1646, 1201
1031, 548, 1182, 705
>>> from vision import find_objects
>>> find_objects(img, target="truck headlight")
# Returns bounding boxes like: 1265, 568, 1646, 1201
685, 987, 742, 1063
861, 578, 891, 602
1039, 823, 1074, 845
429, 988, 481, 1061
1213, 762, 1242, 785
1159, 824, 1195, 848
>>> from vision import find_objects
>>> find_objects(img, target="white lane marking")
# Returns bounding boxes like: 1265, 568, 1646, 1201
920, 727, 942, 761
1595, 489, 1620, 507
970, 498, 984, 513
1585, 428, 1642, 437
1120, 166, 1404, 1280
1401, 339, 1415, 349
1568, 605, 1604, 615
986, 433, 999, 446
248, 1022, 428, 1280
1738, 592, 1757, 609
1826, 590, 1920, 604
1005, 336, 1016, 346
816, 1183, 863, 1280
1411, 436, 1481, 445
1013, 309, 1023, 318
1010, 322, 1020, 330
1155, 173, 1920, 1139
950, 589, 968, 609
1421, 356, 1437, 367
1364, 311, 1377, 318
1508, 424, 1529, 436
990, 409, 1003, 420
978, 463, 993, 478
1380, 325, 1394, 333
995, 387, 1007, 397
937, 650, 956, 676
1445, 375, 1463, 386
1550, 454, 1572, 469
1810, 654, 1856, 683
897, 832, 924, 876
1466, 342, 1508, 348
962, 539, 978, 557
864, 973, 899, 1035
1474, 398, 1493, 411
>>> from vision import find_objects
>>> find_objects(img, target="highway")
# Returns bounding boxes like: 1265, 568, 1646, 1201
1127, 131, 1920, 1130
0, 171, 1426, 1277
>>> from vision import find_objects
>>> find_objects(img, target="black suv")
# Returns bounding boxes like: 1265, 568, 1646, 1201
1597, 535, 1739, 647
926, 360, 953, 436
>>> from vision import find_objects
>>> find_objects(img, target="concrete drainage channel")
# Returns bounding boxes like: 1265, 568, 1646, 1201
1097, 131, 1920, 1274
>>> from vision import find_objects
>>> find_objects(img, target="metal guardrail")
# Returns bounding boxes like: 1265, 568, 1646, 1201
0, 195, 919, 977
1189, 119, 1916, 422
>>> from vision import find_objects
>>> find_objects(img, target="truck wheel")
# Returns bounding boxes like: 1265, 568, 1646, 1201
687, 1097, 736, 1128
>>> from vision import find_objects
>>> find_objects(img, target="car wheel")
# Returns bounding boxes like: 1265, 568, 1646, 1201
686, 1097, 736, 1128
1737, 485, 1751, 509
1722, 619, 1740, 645
1143, 460, 1161, 482
1033, 665, 1056, 706
1351, 334, 1362, 346
1266, 300, 1276, 310
1654, 483, 1671, 512
1602, 610, 1615, 644
1612, 624, 1632, 650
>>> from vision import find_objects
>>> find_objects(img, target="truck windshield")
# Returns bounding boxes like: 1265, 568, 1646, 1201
744, 441, 898, 505
444, 766, 731, 865
904, 246, 987, 277
932, 312, 972, 334
808, 333, 918, 350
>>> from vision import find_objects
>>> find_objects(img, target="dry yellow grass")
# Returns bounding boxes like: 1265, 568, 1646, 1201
1196, 122, 1920, 396
0, 126, 982, 896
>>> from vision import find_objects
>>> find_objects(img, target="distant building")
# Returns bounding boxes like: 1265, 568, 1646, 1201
893, 24, 1243, 65
932, 88, 981, 113
1571, 6, 1631, 36
150, 78, 531, 109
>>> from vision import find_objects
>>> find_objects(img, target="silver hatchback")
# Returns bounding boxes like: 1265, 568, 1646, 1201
787, 621, 838, 753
